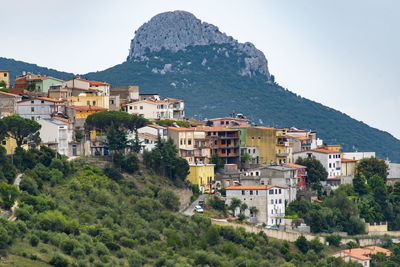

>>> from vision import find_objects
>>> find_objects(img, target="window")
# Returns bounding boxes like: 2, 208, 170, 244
4, 73, 7, 77
329, 163, 332, 168
279, 199, 282, 204
2, 141, 6, 145
87, 101, 90, 105
256, 190, 258, 195
329, 155, 331, 159
275, 189, 277, 194
214, 140, 217, 145
221, 121, 224, 125
188, 140, 191, 145
140, 106, 143, 110
333, 163, 335, 168
226, 121, 229, 125
129, 106, 132, 110
250, 190, 253, 195
271, 199, 273, 204
110, 100, 114, 104
31, 100, 34, 103
31, 107, 34, 112
222, 149, 225, 153
253, 149, 256, 153
275, 199, 277, 204
271, 210, 273, 214
242, 190, 245, 195
41, 100, 44, 103
269, 189, 274, 194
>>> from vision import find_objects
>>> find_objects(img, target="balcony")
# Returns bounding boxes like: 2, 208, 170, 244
276, 153, 289, 157
336, 167, 341, 170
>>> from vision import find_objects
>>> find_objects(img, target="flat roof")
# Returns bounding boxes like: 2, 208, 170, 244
226, 185, 284, 190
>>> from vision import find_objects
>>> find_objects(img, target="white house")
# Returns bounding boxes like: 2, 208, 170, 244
293, 148, 342, 180
137, 124, 167, 139
225, 185, 286, 226
63, 76, 110, 96
17, 97, 65, 120
38, 117, 73, 155
125, 98, 185, 120
342, 152, 376, 161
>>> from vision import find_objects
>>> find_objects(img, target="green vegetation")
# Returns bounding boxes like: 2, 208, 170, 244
1, 115, 41, 147
211, 153, 224, 171
295, 156, 328, 185
156, 119, 190, 128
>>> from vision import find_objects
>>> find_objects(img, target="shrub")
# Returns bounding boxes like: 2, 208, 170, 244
49, 253, 69, 267
122, 153, 139, 174
95, 242, 109, 256
120, 236, 135, 248
295, 235, 309, 254
72, 247, 85, 259
326, 235, 342, 247
128, 250, 145, 267
104, 165, 123, 182
15, 208, 31, 221
61, 238, 80, 255
30, 235, 40, 247
20, 175, 38, 195
158, 188, 180, 211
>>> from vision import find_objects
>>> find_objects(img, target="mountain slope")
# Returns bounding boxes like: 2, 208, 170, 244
84, 42, 400, 162
0, 57, 74, 82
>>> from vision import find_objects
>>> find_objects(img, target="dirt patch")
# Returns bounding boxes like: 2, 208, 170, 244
176, 188, 193, 211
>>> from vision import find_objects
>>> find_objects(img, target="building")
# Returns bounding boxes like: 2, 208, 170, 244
138, 124, 167, 139
110, 85, 139, 104
17, 97, 65, 120
187, 164, 215, 192
63, 76, 109, 96
275, 128, 289, 165
108, 95, 120, 111
239, 127, 279, 165
240, 146, 260, 164
286, 163, 307, 190
342, 152, 376, 161
225, 185, 286, 225
320, 144, 341, 153
331, 246, 391, 267
14, 72, 42, 89
67, 93, 110, 110
1, 136, 29, 155
128, 124, 167, 153
208, 113, 250, 128
196, 127, 241, 165
125, 97, 185, 120
0, 70, 10, 88
341, 158, 357, 184
293, 149, 342, 180
0, 91, 22, 116
387, 162, 400, 185
167, 127, 195, 164
31, 76, 64, 94
66, 105, 107, 129
139, 93, 160, 101
38, 117, 73, 155
193, 130, 211, 164
259, 165, 298, 203
137, 132, 158, 152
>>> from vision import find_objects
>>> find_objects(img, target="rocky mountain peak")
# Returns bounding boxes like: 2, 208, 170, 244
127, 10, 270, 78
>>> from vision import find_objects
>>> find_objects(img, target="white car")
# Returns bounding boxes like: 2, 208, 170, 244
194, 205, 204, 213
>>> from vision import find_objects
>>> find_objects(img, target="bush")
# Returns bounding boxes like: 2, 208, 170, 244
49, 253, 69, 267
95, 242, 109, 256
128, 250, 145, 267
20, 175, 38, 195
122, 153, 139, 174
326, 235, 342, 247
295, 235, 309, 254
104, 165, 123, 182
208, 197, 226, 211
30, 235, 40, 247
158, 188, 180, 211
120, 236, 135, 248
61, 238, 80, 255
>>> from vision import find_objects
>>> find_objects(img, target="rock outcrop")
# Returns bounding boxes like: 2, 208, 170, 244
127, 10, 270, 78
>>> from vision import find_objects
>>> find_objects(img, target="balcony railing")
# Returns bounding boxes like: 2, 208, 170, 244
276, 153, 289, 157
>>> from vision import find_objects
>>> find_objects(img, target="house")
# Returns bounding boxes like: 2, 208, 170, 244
286, 163, 307, 190
319, 144, 341, 153
66, 105, 107, 129
138, 124, 167, 140
331, 246, 391, 267
110, 85, 139, 104
240, 146, 260, 164
38, 117, 73, 155
31, 76, 64, 94
125, 97, 185, 120
0, 91, 22, 116
63, 76, 109, 96
293, 149, 342, 182
341, 158, 357, 184
67, 92, 110, 110
14, 72, 42, 89
193, 130, 211, 164
208, 113, 250, 128
17, 97, 65, 120
139, 93, 160, 101
259, 165, 298, 203
1, 136, 28, 155
238, 126, 288, 165
196, 127, 241, 165
0, 70, 10, 87
167, 127, 195, 164
187, 164, 215, 192
225, 185, 286, 225
138, 132, 158, 152
387, 162, 400, 185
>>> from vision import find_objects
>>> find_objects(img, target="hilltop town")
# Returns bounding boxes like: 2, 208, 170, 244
1, 70, 400, 266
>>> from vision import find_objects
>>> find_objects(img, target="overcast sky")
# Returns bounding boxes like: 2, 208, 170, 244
2, 0, 399, 139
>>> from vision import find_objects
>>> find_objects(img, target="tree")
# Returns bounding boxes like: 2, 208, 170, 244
206, 120, 213, 126
295, 156, 328, 184
0, 80, 7, 89
357, 157, 388, 183
240, 203, 248, 213
129, 129, 142, 153
295, 235, 309, 254
241, 153, 252, 163
229, 198, 241, 215
353, 172, 369, 196
249, 206, 258, 217
0, 119, 7, 141
211, 153, 224, 171
2, 115, 41, 147
85, 111, 149, 132
105, 123, 128, 164
0, 182, 20, 209
158, 188, 180, 211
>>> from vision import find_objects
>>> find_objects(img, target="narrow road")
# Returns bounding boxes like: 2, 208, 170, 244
183, 194, 209, 216
8, 174, 23, 221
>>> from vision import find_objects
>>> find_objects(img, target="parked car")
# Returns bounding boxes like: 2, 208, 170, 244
194, 205, 203, 213
265, 225, 279, 230
204, 189, 216, 194
198, 200, 204, 207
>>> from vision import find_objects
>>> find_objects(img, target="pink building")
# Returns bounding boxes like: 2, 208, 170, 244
208, 113, 250, 128
286, 163, 307, 190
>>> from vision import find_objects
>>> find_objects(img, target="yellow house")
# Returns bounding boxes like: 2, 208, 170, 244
167, 127, 195, 164
187, 164, 215, 192
1, 136, 28, 154
68, 93, 110, 110
276, 128, 289, 165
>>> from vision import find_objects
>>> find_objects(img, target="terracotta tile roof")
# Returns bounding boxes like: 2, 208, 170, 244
332, 247, 391, 261
148, 124, 165, 129
67, 105, 107, 111
164, 97, 182, 102
341, 158, 357, 162
0, 70, 9, 72
253, 126, 275, 130
364, 246, 391, 257
285, 163, 307, 169
0, 91, 20, 97
53, 117, 70, 123
37, 97, 64, 103
138, 132, 157, 141
167, 126, 193, 131
296, 136, 311, 140
90, 80, 109, 86
226, 185, 284, 190
194, 126, 239, 132
8, 88, 29, 95
32, 75, 48, 81
310, 148, 338, 154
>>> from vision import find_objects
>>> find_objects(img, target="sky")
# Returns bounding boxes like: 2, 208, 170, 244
2, 0, 399, 139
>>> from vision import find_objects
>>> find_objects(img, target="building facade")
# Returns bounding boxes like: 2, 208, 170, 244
167, 127, 195, 164
38, 118, 73, 155
17, 97, 65, 120
0, 91, 22, 116
0, 70, 10, 88
187, 164, 215, 192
